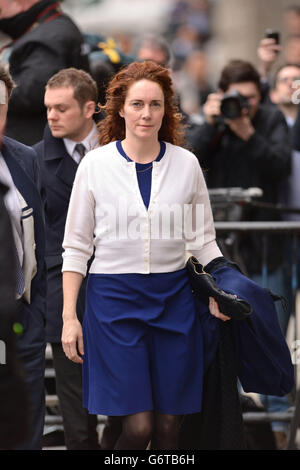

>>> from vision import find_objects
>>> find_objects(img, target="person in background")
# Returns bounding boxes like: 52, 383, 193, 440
173, 49, 213, 121
0, 64, 46, 450
270, 63, 300, 226
284, 5, 300, 36
257, 32, 300, 151
34, 68, 101, 450
134, 33, 173, 68
134, 34, 191, 126
0, 0, 89, 145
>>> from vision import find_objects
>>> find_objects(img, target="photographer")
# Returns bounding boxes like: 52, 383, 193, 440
187, 59, 292, 320
188, 59, 291, 190
187, 59, 291, 271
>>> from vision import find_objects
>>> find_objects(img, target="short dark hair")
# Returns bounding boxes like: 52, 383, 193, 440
0, 64, 15, 98
218, 60, 261, 92
46, 68, 98, 107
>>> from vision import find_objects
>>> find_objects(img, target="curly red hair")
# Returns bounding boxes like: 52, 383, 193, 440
97, 61, 185, 146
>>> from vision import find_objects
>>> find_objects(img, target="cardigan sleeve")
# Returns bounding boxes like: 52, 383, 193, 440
185, 158, 222, 265
62, 159, 95, 276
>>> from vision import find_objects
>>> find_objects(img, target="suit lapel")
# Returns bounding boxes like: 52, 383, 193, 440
2, 139, 36, 209
1, 140, 38, 304
43, 124, 78, 189
55, 153, 78, 188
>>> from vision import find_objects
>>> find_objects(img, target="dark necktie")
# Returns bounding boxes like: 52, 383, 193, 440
75, 143, 86, 160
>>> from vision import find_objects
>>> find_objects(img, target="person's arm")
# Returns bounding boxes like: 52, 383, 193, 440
185, 156, 231, 321
62, 156, 95, 276
257, 37, 281, 81
61, 156, 95, 362
61, 271, 84, 364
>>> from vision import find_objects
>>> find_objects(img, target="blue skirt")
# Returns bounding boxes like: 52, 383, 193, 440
82, 268, 204, 416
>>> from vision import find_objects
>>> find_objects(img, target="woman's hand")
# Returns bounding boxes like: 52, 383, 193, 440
61, 271, 84, 363
61, 317, 84, 364
209, 297, 231, 321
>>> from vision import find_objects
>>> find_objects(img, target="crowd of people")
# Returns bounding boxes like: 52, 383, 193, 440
0, 0, 299, 452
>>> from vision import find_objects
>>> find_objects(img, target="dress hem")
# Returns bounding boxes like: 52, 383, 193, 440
84, 404, 202, 416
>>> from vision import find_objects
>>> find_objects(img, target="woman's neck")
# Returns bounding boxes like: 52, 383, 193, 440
121, 138, 160, 164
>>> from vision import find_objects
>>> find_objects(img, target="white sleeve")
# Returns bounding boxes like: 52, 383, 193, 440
185, 159, 222, 266
62, 159, 95, 276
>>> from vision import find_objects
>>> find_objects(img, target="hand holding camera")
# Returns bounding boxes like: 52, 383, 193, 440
257, 30, 281, 78
204, 91, 255, 141
203, 92, 222, 125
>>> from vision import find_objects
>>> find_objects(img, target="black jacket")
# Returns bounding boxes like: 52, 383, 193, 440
34, 125, 87, 342
0, 183, 17, 378
187, 105, 291, 192
186, 105, 292, 273
292, 105, 300, 151
2, 0, 89, 145
0, 136, 46, 449
2, 137, 46, 344
0, 184, 29, 450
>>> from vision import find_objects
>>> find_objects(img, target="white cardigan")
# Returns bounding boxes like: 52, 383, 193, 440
62, 141, 222, 276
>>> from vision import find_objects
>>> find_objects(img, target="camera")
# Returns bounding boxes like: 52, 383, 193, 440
220, 90, 249, 120
265, 29, 280, 45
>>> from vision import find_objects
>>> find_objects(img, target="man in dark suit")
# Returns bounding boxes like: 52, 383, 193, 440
0, 182, 29, 450
0, 65, 46, 449
34, 67, 100, 450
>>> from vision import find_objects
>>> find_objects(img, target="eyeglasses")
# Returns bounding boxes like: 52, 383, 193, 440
277, 76, 300, 84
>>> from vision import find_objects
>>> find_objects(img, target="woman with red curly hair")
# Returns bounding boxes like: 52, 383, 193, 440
97, 60, 184, 147
60, 60, 225, 450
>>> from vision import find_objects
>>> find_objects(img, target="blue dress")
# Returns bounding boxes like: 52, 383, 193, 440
82, 141, 204, 416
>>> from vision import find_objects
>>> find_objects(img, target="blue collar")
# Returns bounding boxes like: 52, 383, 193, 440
116, 140, 166, 165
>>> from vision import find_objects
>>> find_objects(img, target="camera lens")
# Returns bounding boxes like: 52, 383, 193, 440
220, 90, 249, 120
221, 97, 242, 119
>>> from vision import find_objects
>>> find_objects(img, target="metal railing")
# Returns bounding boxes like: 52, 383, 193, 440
215, 220, 300, 450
